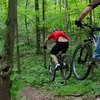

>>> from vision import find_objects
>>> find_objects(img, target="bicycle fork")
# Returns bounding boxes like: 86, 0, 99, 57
78, 46, 88, 64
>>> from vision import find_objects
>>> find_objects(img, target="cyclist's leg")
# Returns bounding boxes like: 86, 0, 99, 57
50, 54, 60, 70
93, 32, 100, 60
50, 54, 58, 64
50, 43, 61, 69
60, 42, 71, 80
61, 42, 69, 62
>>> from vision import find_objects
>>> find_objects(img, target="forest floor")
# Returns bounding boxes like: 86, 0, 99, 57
17, 42, 100, 100
18, 85, 100, 100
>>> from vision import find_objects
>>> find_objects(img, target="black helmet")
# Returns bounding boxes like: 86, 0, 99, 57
53, 28, 60, 32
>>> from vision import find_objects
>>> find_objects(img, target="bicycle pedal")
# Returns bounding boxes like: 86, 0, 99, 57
55, 64, 60, 70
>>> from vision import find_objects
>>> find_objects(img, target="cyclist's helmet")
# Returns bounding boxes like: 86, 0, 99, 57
53, 28, 60, 32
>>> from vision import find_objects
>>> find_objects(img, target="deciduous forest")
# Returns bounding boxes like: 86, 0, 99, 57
0, 0, 100, 100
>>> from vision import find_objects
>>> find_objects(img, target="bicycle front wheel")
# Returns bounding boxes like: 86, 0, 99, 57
71, 44, 92, 80
48, 60, 56, 82
61, 55, 72, 80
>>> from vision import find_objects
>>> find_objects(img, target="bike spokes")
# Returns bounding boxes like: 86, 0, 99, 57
72, 44, 92, 80
48, 61, 56, 82
61, 55, 72, 80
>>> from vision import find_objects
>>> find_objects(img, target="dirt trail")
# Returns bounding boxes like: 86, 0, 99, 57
19, 86, 100, 100
19, 86, 66, 100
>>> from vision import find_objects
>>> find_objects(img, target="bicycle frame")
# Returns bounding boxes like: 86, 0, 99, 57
77, 26, 99, 64
83, 23, 100, 47
71, 23, 100, 80
86, 30, 97, 47
57, 54, 63, 67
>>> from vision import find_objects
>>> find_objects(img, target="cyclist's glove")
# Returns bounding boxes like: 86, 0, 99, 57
75, 20, 83, 27
43, 45, 47, 49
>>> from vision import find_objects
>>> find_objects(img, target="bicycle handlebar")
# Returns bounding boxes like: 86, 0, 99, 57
81, 23, 100, 31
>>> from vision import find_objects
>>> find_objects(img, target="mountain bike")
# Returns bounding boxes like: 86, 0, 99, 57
71, 23, 100, 80
48, 52, 72, 82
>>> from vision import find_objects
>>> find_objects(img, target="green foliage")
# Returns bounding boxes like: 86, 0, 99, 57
10, 72, 25, 100
0, 0, 100, 99
12, 51, 100, 98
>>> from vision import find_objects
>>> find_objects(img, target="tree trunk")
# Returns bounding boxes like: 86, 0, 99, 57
64, 0, 68, 33
62, 0, 64, 4
89, 0, 92, 24
59, 0, 61, 12
0, 0, 17, 99
25, 0, 30, 45
35, 0, 41, 54
42, 0, 46, 68
54, 0, 57, 10
0, 77, 11, 100
16, 1, 20, 73
16, 19, 20, 73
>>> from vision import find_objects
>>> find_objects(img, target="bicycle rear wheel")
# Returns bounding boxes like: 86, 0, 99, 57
61, 55, 72, 80
72, 44, 92, 80
48, 60, 56, 82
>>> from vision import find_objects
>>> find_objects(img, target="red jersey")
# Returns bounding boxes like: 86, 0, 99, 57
48, 31, 69, 42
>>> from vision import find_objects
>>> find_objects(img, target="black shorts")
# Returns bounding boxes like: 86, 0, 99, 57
50, 42, 69, 55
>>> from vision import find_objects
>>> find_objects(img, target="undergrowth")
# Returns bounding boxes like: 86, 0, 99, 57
12, 42, 100, 99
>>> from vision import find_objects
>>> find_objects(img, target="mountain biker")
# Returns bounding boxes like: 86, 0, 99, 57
44, 28, 69, 70
75, 0, 100, 61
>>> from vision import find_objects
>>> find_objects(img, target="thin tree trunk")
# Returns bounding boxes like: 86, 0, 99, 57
54, 0, 57, 10
42, 0, 46, 68
68, 13, 71, 33
35, 0, 41, 54
25, 0, 30, 45
16, 9, 20, 73
93, 10, 95, 23
89, 0, 92, 24
0, 0, 17, 99
65, 0, 68, 33
62, 0, 64, 4
59, 0, 61, 12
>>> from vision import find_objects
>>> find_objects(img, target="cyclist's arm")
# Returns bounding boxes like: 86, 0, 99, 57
88, 0, 100, 9
44, 33, 53, 46
77, 6, 93, 22
76, 0, 100, 22
44, 38, 48, 47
